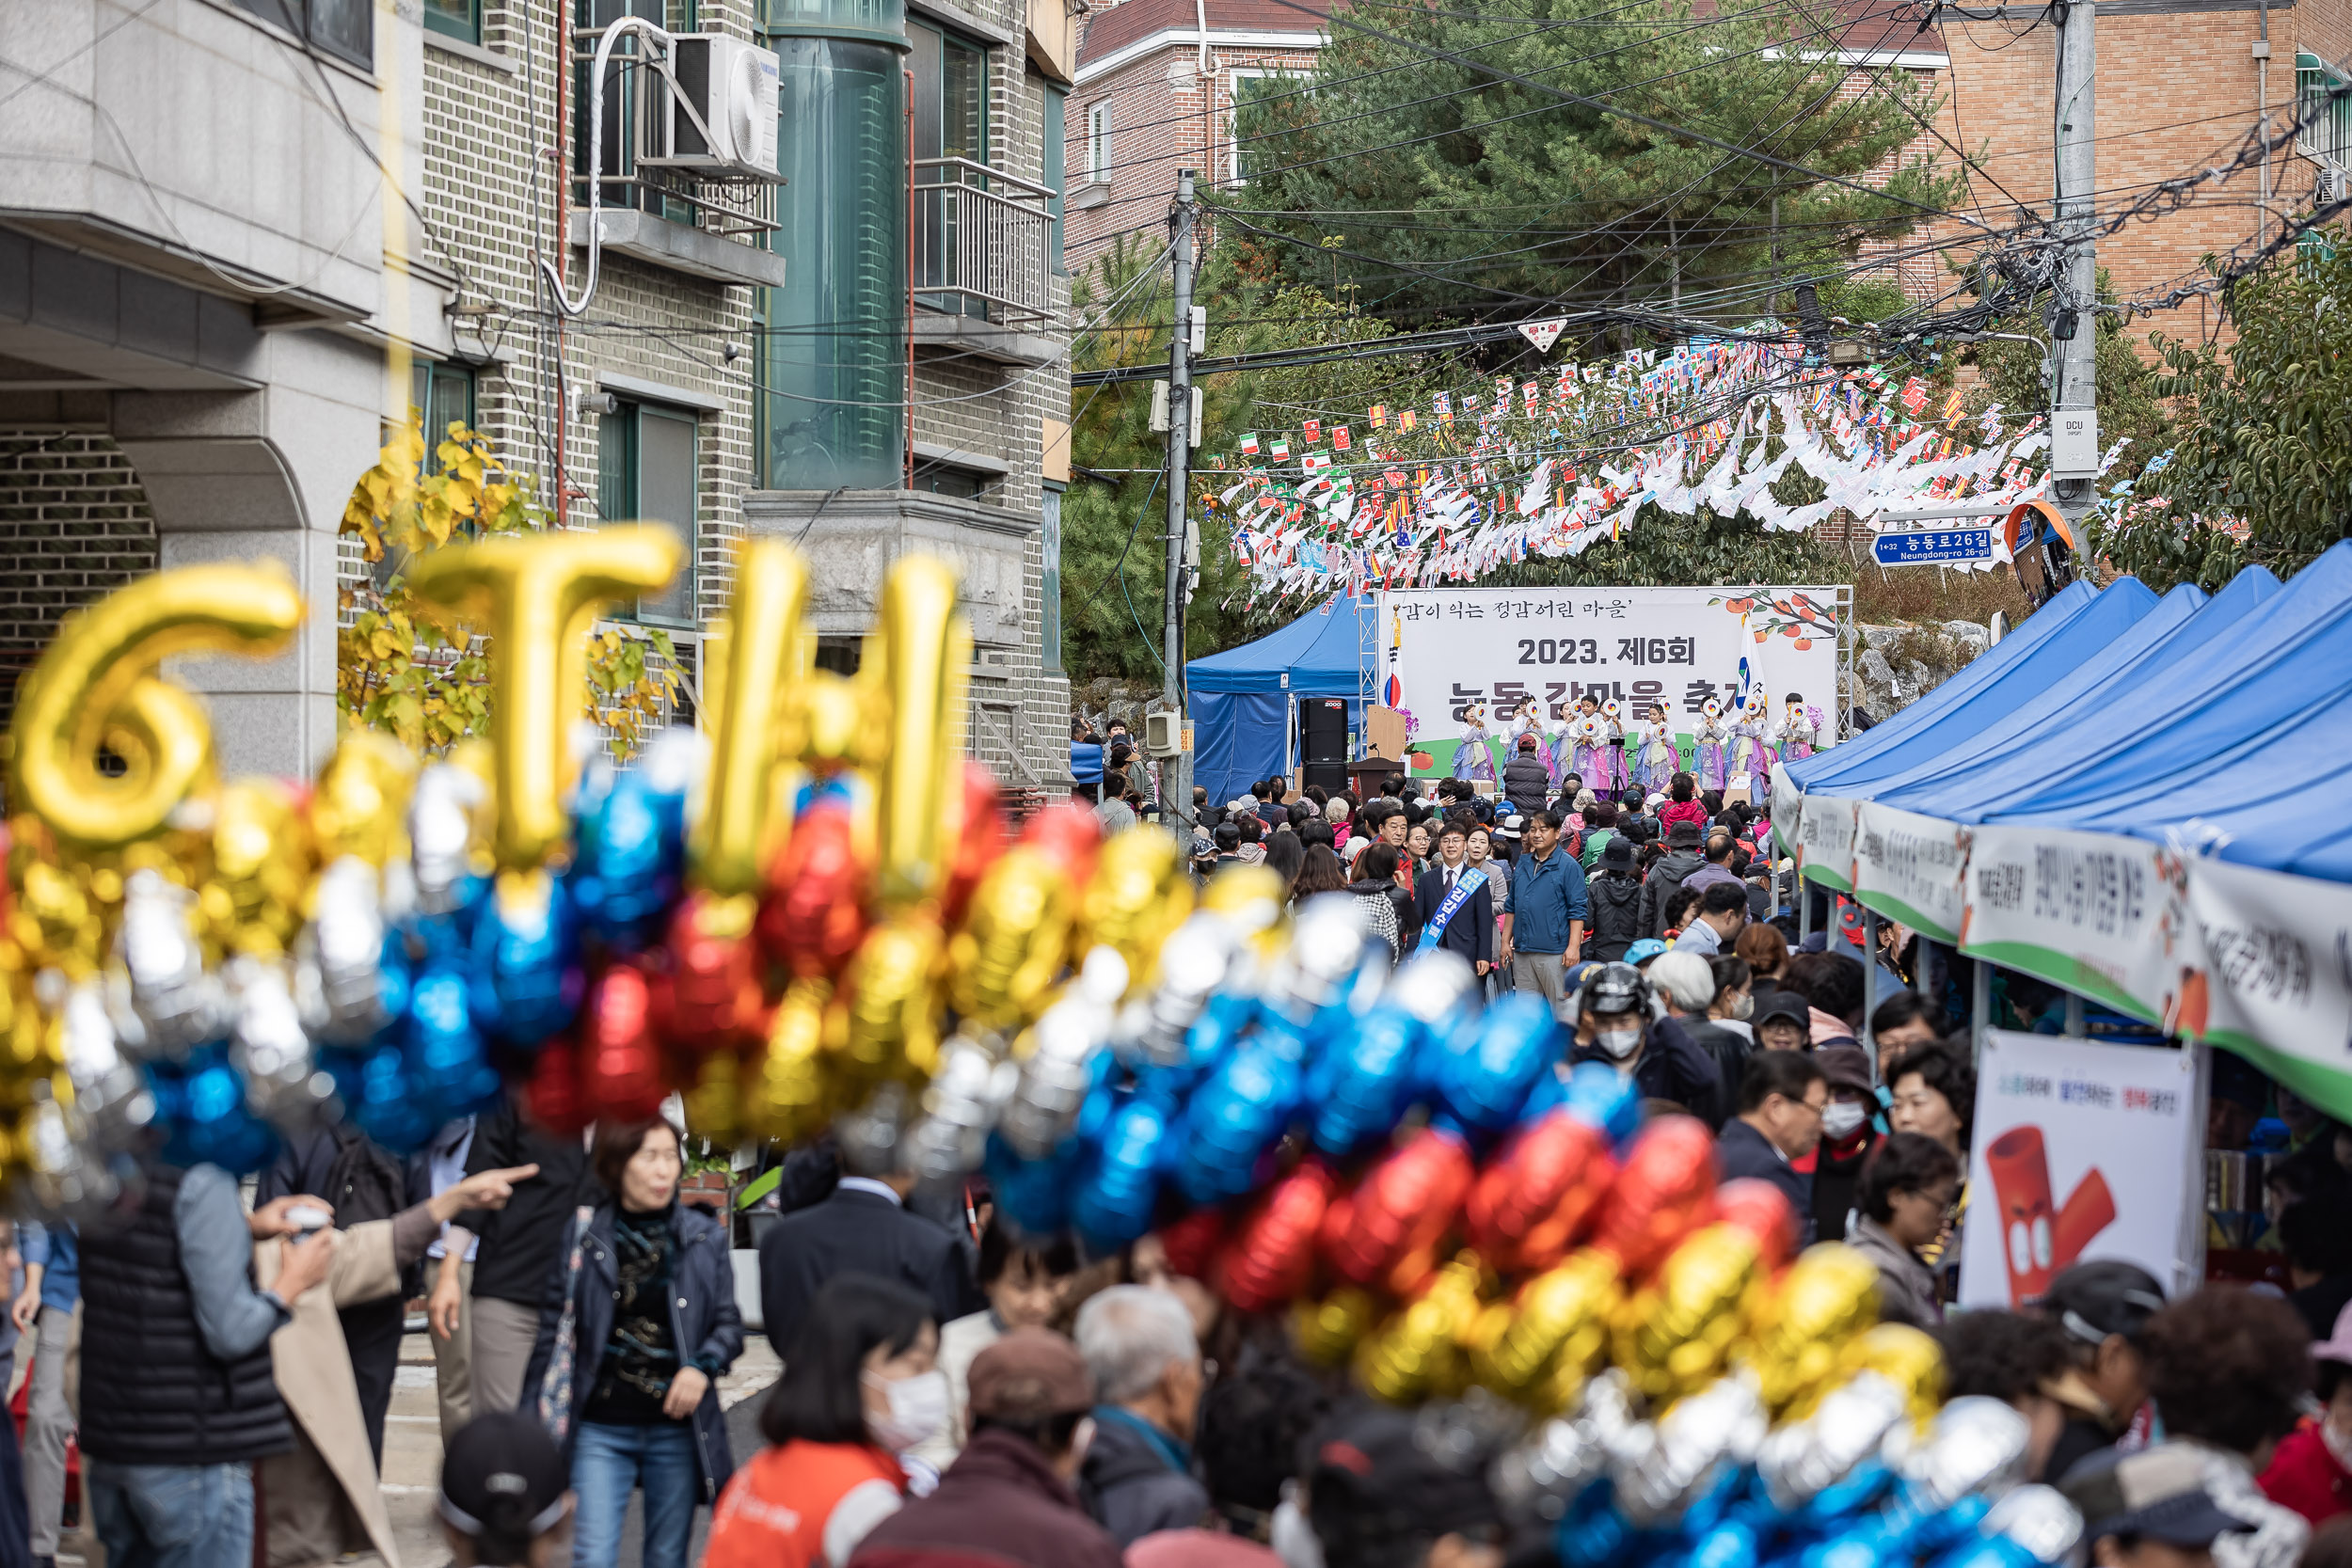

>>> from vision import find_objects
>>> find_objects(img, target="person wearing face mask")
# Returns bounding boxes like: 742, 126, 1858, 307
707, 1277, 942, 1568
1565, 961, 1724, 1127
1808, 1045, 1882, 1243
523, 1118, 742, 1568
2259, 1301, 2352, 1525
1715, 1052, 1830, 1244
915, 1220, 1082, 1472
851, 1329, 1123, 1568
1073, 1286, 1212, 1545
1844, 1132, 1961, 1328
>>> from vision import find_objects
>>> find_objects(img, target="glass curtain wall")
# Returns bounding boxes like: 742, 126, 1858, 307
761, 0, 910, 489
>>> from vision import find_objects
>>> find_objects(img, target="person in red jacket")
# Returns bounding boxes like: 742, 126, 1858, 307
1658, 773, 1710, 839
2261, 1301, 2352, 1525
852, 1329, 1123, 1568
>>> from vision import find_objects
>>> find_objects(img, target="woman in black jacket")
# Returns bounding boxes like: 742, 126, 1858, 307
525, 1117, 744, 1568
1584, 835, 1645, 962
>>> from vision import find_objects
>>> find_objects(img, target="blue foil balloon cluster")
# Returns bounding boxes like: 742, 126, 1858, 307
1494, 1372, 2083, 1568
97, 731, 708, 1180
984, 895, 1638, 1259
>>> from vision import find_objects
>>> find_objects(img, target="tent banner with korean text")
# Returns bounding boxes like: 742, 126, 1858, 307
1375, 585, 1841, 776
1959, 823, 2201, 1027
2183, 858, 2352, 1125
1794, 794, 1858, 894
1851, 802, 1968, 943
1959, 1030, 2207, 1308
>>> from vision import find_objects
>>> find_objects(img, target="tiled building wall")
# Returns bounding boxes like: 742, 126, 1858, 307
1941, 1, 2352, 353
0, 430, 161, 726
415, 0, 759, 641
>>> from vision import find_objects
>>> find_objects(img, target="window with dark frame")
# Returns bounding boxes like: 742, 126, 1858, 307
597, 397, 701, 626
230, 0, 373, 67
422, 0, 481, 43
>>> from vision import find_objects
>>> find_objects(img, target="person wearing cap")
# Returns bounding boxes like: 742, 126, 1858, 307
1582, 835, 1644, 964
1842, 1132, 1959, 1327
440, 1410, 576, 1568
2259, 1300, 2352, 1525
1808, 1044, 1882, 1243
1073, 1286, 1211, 1545
1500, 810, 1589, 1016
850, 1329, 1123, 1568
1753, 992, 1812, 1053
2042, 1261, 2169, 1483
1718, 1052, 1830, 1243
1299, 1406, 1503, 1568
1566, 961, 1723, 1124
2062, 1445, 2263, 1568
1500, 735, 1551, 823
707, 1277, 941, 1568
1637, 820, 1706, 941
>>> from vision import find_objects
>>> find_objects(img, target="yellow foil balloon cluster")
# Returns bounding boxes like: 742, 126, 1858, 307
0, 531, 1186, 1212
1327, 1219, 1907, 1431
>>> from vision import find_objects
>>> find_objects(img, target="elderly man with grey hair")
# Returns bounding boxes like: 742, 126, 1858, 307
1072, 1284, 1210, 1544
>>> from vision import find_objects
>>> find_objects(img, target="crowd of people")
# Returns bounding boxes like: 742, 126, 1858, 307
0, 744, 2343, 1568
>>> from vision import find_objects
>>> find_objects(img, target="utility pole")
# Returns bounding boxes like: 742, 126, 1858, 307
1160, 169, 1198, 838
2048, 0, 2099, 562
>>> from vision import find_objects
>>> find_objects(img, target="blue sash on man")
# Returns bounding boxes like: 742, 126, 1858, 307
1422, 863, 1488, 947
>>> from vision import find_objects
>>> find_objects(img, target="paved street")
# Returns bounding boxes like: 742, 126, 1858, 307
384, 1326, 782, 1568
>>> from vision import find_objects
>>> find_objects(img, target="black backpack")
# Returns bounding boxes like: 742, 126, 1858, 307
322, 1125, 411, 1228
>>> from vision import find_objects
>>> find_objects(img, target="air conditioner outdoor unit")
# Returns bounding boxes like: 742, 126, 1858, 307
658, 34, 782, 180
2321, 163, 2349, 206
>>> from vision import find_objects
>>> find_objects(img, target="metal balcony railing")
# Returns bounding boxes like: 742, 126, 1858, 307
574, 25, 781, 240
912, 157, 1057, 325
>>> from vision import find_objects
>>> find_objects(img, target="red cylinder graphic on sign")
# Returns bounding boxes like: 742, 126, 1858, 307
2053, 1169, 2118, 1270
1986, 1126, 2058, 1305
1983, 1125, 2118, 1306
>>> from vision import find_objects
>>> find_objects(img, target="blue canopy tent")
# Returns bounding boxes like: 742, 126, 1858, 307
1776, 543, 2352, 1122
1186, 595, 1375, 806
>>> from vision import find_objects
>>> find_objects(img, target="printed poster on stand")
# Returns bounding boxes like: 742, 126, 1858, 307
1959, 1030, 2208, 1309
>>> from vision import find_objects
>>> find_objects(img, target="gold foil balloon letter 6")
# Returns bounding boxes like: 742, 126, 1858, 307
9, 565, 303, 849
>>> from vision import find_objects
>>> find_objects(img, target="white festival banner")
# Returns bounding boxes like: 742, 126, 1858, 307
1851, 802, 1969, 943
1376, 585, 1842, 776
2182, 857, 2352, 1117
1959, 823, 2199, 1026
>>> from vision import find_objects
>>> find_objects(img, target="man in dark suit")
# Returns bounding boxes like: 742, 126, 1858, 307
756, 1164, 984, 1358
1410, 816, 1496, 975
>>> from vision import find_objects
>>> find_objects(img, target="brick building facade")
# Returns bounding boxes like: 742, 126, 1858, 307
0, 0, 1074, 790
1061, 0, 2352, 356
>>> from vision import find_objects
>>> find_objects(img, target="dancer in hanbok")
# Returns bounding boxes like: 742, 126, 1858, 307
1693, 697, 1730, 794
1632, 703, 1680, 793
1775, 693, 1820, 762
1542, 702, 1577, 791
1728, 686, 1776, 804
1569, 693, 1619, 795
1453, 702, 1499, 784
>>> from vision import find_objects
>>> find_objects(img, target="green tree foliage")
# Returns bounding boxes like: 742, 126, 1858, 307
1060, 253, 1451, 680
1218, 0, 1964, 322
2089, 242, 2352, 590
339, 416, 677, 757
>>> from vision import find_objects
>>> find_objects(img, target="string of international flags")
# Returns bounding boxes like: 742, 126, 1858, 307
1204, 328, 2149, 598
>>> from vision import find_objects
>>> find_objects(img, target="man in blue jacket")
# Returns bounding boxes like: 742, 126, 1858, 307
12, 1221, 75, 1568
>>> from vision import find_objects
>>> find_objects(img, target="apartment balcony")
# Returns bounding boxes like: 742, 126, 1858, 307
911, 157, 1060, 367
569, 23, 788, 291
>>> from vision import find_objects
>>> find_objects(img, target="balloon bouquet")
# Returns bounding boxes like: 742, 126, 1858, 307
0, 531, 2077, 1568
